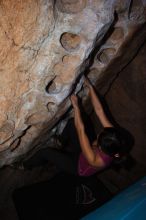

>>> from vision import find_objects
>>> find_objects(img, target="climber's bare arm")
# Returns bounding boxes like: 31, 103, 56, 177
84, 77, 113, 128
70, 95, 105, 168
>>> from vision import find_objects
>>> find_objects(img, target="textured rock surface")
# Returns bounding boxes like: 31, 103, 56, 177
0, 0, 146, 166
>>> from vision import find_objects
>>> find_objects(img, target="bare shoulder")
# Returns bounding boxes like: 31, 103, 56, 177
93, 153, 106, 168
90, 145, 106, 169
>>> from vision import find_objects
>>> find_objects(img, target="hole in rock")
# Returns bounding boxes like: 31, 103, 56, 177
60, 32, 81, 51
97, 48, 116, 64
46, 78, 56, 94
88, 68, 100, 81
110, 27, 124, 41
47, 102, 56, 113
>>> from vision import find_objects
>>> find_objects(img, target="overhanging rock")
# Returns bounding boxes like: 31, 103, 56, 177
0, 0, 146, 166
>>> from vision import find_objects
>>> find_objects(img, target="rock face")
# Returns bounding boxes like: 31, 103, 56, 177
0, 0, 146, 166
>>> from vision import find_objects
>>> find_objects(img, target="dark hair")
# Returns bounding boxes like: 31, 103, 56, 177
98, 127, 132, 158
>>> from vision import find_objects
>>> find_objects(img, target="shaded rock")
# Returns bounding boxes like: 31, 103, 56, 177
98, 40, 146, 192
0, 0, 146, 166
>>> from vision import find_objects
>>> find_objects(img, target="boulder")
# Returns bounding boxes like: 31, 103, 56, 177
0, 0, 146, 166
